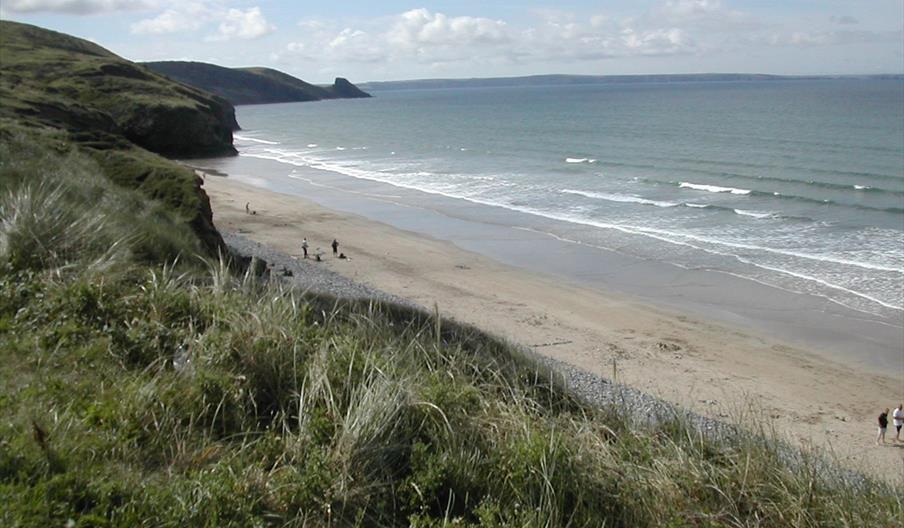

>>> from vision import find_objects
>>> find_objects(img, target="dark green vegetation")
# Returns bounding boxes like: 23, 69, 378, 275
0, 21, 238, 156
144, 61, 371, 106
1, 112, 902, 527
0, 20, 232, 253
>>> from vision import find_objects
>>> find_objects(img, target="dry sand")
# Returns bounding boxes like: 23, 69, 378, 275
202, 174, 903, 484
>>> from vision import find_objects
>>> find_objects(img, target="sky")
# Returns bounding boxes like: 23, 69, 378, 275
1, 1, 902, 83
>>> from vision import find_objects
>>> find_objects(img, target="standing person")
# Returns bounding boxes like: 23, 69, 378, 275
894, 404, 904, 442
877, 408, 889, 445
301, 238, 309, 259
331, 239, 339, 256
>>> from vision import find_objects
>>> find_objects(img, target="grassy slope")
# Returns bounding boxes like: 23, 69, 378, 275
143, 62, 371, 105
1, 124, 901, 527
241, 69, 371, 100
239, 67, 334, 100
0, 21, 238, 157
0, 21, 232, 254
145, 62, 325, 106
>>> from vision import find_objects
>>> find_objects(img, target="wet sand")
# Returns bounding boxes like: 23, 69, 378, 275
201, 170, 903, 484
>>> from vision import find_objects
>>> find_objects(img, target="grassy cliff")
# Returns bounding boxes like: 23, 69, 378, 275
145, 61, 371, 106
0, 20, 236, 254
0, 21, 238, 157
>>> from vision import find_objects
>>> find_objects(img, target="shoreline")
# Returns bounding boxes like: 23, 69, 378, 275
193, 153, 904, 374
200, 170, 903, 483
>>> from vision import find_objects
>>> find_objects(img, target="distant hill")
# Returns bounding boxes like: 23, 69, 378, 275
0, 20, 237, 252
361, 73, 904, 91
144, 61, 371, 105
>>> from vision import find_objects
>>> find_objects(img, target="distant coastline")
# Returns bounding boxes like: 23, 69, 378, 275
361, 72, 904, 91
144, 61, 371, 106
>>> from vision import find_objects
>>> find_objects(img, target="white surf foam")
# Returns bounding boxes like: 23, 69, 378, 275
515, 209, 904, 311
733, 209, 774, 219
286, 174, 403, 199
234, 134, 279, 145
686, 203, 709, 208
514, 226, 899, 319
239, 149, 904, 310
565, 158, 597, 164
853, 185, 870, 190
562, 189, 678, 208
336, 146, 346, 151
680, 182, 751, 195
307, 144, 318, 148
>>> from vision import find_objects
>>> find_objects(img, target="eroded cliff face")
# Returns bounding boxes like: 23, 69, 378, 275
120, 101, 237, 158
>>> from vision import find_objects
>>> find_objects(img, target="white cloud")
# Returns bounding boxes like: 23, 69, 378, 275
128, 3, 275, 40
387, 8, 508, 47
830, 15, 859, 26
621, 27, 693, 55
327, 28, 386, 62
2, 0, 154, 15
213, 7, 275, 41
651, 0, 759, 32
110, 1, 894, 78
288, 9, 510, 65
287, 41, 306, 53
130, 3, 207, 35
766, 29, 901, 48
590, 15, 609, 29
281, 4, 777, 68
659, 0, 723, 18
297, 19, 327, 32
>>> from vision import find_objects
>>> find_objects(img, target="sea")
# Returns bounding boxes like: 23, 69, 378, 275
200, 79, 904, 370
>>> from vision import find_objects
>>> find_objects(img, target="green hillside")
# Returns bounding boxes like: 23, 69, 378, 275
239, 66, 334, 99
0, 21, 238, 157
145, 61, 371, 105
0, 20, 237, 253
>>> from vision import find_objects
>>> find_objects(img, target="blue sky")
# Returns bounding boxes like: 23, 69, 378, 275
2, 1, 901, 83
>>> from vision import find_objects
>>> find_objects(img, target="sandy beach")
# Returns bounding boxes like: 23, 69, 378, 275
201, 172, 903, 483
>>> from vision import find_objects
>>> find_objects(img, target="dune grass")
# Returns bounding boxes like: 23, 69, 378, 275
1, 127, 901, 527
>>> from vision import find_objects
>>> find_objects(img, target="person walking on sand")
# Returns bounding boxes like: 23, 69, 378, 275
893, 404, 904, 442
301, 238, 309, 259
877, 408, 889, 445
245, 202, 250, 214
331, 239, 339, 256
